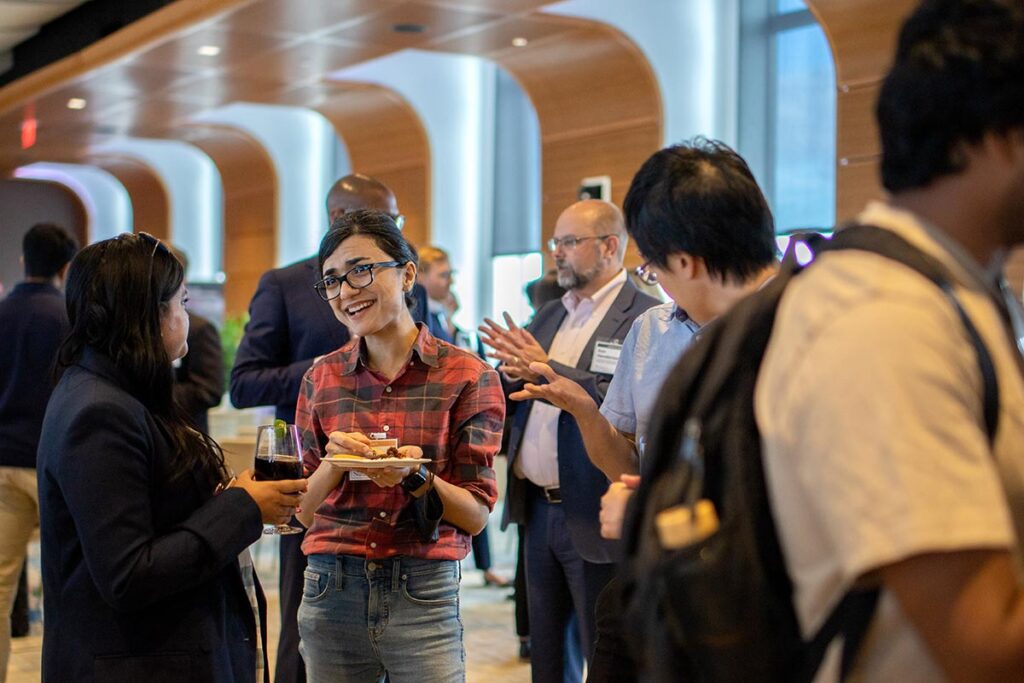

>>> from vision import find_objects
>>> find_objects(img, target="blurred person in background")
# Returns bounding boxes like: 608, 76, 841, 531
0, 223, 77, 681
417, 244, 510, 589
168, 245, 224, 433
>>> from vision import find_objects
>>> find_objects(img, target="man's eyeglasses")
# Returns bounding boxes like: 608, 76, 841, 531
634, 260, 658, 286
546, 234, 614, 252
314, 261, 404, 301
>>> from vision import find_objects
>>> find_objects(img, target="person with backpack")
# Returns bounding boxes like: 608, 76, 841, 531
512, 139, 778, 682
753, 1, 1024, 680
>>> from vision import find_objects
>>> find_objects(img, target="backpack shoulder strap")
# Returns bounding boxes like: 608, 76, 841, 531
823, 225, 999, 443
794, 225, 1000, 681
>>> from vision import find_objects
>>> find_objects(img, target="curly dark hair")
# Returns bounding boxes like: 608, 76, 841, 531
878, 0, 1024, 192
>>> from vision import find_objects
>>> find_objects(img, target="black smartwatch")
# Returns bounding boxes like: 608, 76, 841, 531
401, 465, 430, 495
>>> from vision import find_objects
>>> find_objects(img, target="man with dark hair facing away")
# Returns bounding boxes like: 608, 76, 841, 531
0, 223, 77, 680
756, 1, 1024, 680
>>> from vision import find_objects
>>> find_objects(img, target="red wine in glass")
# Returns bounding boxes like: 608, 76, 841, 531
254, 424, 305, 535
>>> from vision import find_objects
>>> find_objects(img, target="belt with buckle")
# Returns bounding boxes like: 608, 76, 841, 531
542, 486, 562, 504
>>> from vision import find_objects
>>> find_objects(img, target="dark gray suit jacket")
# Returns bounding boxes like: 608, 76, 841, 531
502, 278, 658, 563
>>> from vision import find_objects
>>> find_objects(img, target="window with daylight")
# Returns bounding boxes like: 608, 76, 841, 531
740, 0, 837, 234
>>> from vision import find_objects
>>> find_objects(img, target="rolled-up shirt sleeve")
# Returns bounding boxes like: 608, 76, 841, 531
446, 365, 505, 510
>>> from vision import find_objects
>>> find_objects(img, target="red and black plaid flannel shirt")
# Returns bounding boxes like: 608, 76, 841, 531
297, 325, 504, 560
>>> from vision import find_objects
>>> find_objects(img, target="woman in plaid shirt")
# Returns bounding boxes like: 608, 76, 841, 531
295, 211, 505, 682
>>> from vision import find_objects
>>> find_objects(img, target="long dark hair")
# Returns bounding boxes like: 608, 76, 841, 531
58, 233, 227, 489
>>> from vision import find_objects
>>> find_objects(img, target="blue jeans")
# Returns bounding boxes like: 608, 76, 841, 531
298, 554, 465, 683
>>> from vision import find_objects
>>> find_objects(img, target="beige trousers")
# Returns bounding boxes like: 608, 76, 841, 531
0, 468, 38, 683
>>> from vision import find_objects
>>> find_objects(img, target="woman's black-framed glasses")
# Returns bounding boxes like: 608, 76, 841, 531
634, 260, 658, 286
314, 261, 404, 301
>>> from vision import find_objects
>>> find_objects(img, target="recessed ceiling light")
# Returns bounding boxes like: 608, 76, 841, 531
197, 45, 221, 57
512, 37, 529, 47
392, 23, 426, 34
66, 98, 87, 110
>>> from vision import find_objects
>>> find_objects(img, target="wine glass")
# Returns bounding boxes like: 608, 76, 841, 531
254, 424, 305, 535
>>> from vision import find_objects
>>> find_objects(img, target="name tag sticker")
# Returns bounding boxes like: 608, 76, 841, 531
590, 340, 623, 375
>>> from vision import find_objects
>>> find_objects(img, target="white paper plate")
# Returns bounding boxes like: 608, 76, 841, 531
323, 456, 430, 469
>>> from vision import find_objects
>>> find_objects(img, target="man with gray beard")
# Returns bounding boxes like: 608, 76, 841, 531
481, 199, 658, 683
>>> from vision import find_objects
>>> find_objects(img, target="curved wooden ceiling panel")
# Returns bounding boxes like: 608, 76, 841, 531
315, 82, 430, 249
0, 0, 663, 270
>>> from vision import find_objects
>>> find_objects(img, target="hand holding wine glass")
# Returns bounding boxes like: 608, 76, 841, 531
252, 421, 308, 535
232, 470, 306, 526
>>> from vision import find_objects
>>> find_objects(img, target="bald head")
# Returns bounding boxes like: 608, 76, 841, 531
557, 199, 627, 261
326, 173, 399, 225
550, 199, 627, 296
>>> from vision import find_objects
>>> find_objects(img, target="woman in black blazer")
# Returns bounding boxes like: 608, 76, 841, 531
36, 233, 307, 682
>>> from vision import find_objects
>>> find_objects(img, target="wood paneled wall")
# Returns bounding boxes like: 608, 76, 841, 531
809, 0, 1024, 295
316, 83, 431, 249
90, 155, 170, 240
805, 0, 916, 222
0, 177, 87, 291
496, 20, 662, 268
176, 124, 277, 317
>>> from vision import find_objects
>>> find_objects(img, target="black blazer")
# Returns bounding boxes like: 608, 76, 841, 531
230, 256, 431, 422
38, 349, 267, 683
174, 312, 224, 433
502, 279, 659, 563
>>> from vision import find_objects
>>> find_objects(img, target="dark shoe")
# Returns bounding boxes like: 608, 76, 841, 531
518, 639, 531, 662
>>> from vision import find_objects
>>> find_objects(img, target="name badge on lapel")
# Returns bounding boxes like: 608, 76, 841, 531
590, 340, 623, 375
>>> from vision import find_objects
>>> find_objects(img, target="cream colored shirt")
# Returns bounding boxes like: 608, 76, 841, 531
516, 269, 627, 487
756, 202, 1024, 682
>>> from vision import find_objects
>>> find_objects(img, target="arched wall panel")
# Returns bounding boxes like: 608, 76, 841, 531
494, 19, 662, 268
0, 177, 87, 290
90, 155, 170, 239
176, 124, 277, 318
316, 83, 431, 249
805, 0, 916, 222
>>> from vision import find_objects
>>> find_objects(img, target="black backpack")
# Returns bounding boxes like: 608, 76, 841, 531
619, 225, 1000, 683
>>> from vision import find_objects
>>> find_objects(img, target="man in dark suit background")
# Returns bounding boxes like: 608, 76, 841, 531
168, 246, 224, 434
481, 200, 658, 683
0, 223, 77, 680
231, 173, 422, 683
